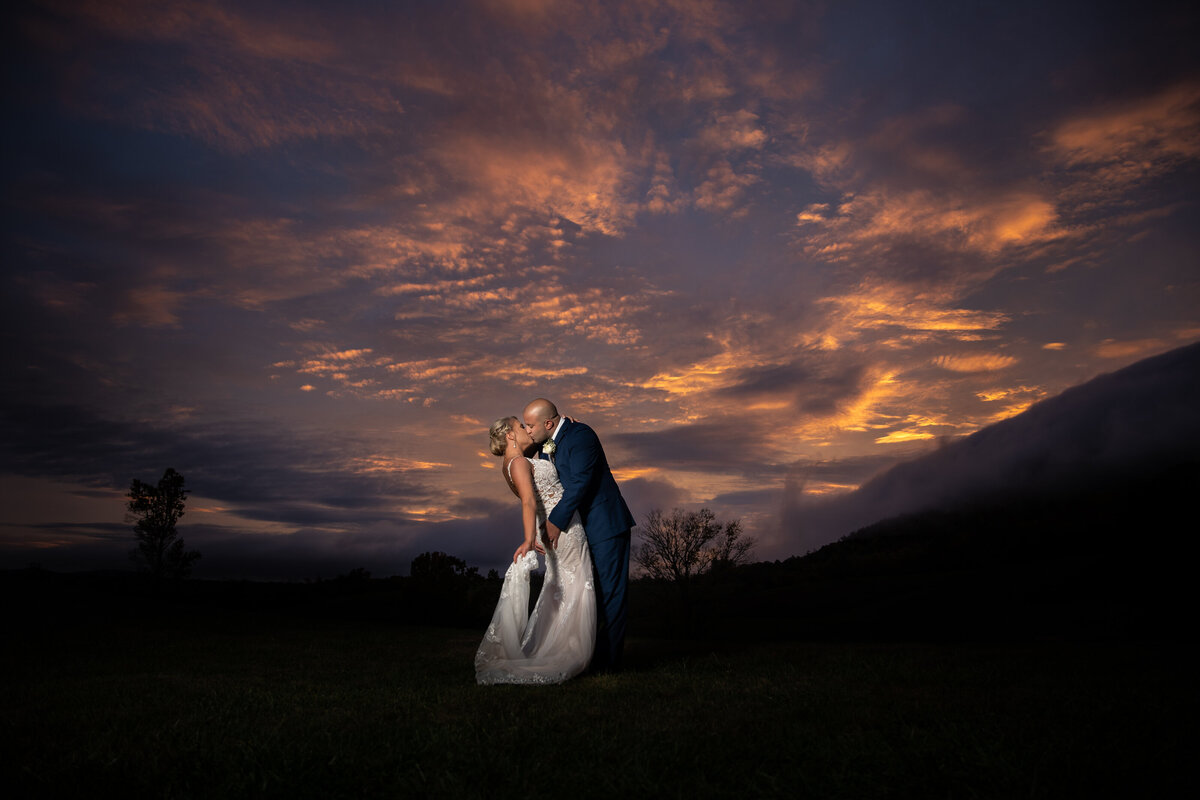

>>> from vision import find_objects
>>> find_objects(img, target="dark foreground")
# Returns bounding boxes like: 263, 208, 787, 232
4, 593, 1196, 799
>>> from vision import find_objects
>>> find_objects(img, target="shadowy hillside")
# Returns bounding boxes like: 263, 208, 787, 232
632, 452, 1196, 642
627, 343, 1200, 641
785, 340, 1200, 550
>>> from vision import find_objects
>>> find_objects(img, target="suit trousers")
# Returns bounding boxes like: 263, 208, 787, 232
588, 530, 631, 671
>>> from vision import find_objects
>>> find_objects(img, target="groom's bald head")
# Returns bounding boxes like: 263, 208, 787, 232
522, 398, 560, 444
525, 398, 557, 421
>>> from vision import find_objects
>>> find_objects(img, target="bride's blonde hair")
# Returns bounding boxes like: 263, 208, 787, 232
489, 416, 517, 456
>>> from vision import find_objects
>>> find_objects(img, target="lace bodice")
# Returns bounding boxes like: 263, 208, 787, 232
507, 457, 564, 525
529, 457, 563, 520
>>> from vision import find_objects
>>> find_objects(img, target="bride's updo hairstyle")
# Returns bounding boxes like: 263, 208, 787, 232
489, 416, 516, 456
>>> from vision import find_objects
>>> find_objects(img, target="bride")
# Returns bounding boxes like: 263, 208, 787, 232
474, 416, 596, 685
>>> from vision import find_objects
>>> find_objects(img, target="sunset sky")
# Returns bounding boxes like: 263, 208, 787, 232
2, 0, 1198, 578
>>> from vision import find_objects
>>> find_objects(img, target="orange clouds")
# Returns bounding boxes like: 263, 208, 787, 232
1094, 338, 1171, 360
466, 141, 634, 235
346, 455, 446, 473
693, 159, 760, 213
520, 284, 648, 345
644, 348, 759, 402
787, 81, 1181, 286
816, 367, 900, 434
1041, 81, 1200, 227
696, 109, 768, 152
797, 188, 1064, 260
1046, 81, 1200, 169
933, 353, 1018, 373
875, 430, 935, 444
975, 386, 1041, 403
644, 152, 688, 214
788, 100, 1070, 269
380, 269, 648, 348
818, 281, 1011, 338
973, 385, 1046, 423
268, 261, 649, 397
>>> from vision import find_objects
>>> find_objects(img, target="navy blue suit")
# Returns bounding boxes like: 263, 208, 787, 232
544, 418, 635, 670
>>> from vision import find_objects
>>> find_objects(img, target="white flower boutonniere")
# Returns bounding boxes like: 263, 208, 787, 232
542, 440, 557, 457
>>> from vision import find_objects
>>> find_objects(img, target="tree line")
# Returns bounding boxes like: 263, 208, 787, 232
123, 467, 753, 603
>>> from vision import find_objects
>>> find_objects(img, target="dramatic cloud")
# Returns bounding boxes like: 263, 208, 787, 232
781, 342, 1200, 554
2, 0, 1197, 577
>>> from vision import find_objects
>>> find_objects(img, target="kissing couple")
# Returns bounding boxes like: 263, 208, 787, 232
474, 398, 636, 685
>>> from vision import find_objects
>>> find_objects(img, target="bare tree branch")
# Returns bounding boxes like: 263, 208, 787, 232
634, 507, 755, 581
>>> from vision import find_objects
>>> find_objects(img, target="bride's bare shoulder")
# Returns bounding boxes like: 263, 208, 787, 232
504, 455, 534, 489
507, 455, 534, 473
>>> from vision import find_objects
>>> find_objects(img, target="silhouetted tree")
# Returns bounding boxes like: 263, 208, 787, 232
127, 468, 200, 578
707, 518, 755, 574
634, 507, 754, 633
407, 551, 490, 626
634, 507, 755, 582
410, 551, 478, 580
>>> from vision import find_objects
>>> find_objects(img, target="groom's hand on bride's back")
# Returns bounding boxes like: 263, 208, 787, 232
544, 520, 561, 549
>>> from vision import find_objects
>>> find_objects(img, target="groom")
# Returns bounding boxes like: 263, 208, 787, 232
523, 398, 636, 672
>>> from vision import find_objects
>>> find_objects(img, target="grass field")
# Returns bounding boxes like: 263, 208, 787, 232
4, 601, 1195, 799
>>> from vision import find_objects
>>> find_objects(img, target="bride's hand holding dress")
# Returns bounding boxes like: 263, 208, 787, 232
475, 416, 597, 685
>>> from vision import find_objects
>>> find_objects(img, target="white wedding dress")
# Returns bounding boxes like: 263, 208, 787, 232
475, 457, 597, 685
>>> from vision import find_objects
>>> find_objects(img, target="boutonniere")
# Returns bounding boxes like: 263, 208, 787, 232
542, 440, 557, 456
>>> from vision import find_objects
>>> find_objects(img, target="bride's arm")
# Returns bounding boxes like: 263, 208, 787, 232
508, 458, 539, 562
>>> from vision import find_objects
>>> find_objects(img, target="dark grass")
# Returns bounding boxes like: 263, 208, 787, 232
4, 602, 1196, 799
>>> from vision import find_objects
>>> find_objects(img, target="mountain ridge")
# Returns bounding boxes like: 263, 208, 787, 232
786, 340, 1200, 551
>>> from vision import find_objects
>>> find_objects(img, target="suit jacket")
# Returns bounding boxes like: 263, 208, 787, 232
545, 419, 635, 542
